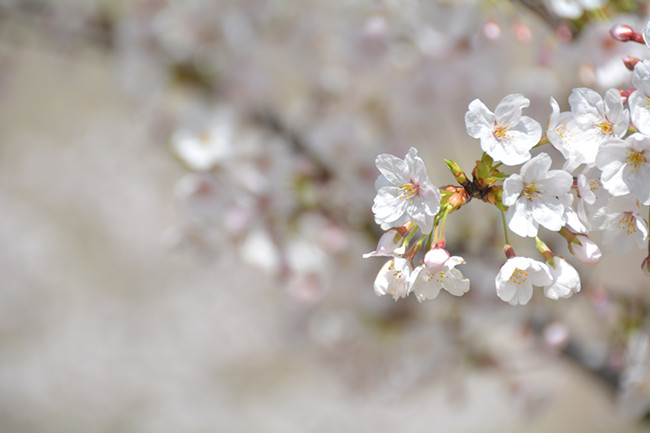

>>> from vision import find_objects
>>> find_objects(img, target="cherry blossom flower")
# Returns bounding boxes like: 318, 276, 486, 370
502, 152, 574, 237
362, 229, 406, 258
374, 257, 412, 301
596, 133, 650, 205
597, 196, 649, 254
567, 233, 602, 265
410, 249, 470, 301
543, 257, 581, 300
495, 256, 553, 305
171, 108, 234, 172
372, 147, 441, 234
629, 60, 650, 136
548, 88, 628, 173
465, 93, 542, 166
575, 165, 611, 230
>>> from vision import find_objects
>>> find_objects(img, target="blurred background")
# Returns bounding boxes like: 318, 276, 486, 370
1, 0, 650, 432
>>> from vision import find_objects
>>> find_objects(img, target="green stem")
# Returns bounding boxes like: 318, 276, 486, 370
498, 203, 510, 246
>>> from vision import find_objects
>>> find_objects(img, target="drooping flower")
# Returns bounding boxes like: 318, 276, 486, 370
547, 88, 628, 173
362, 229, 406, 258
410, 249, 470, 301
502, 152, 574, 237
575, 165, 611, 230
495, 256, 553, 305
374, 257, 412, 301
543, 257, 581, 300
596, 133, 650, 205
465, 93, 542, 166
597, 196, 649, 254
567, 233, 602, 265
372, 147, 441, 234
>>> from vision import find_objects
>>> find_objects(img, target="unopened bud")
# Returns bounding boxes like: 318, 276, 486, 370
610, 24, 645, 44
424, 248, 450, 273
444, 159, 468, 186
504, 244, 516, 259
623, 56, 641, 71
535, 237, 554, 262
568, 234, 602, 265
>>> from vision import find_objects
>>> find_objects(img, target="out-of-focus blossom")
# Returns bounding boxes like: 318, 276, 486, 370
171, 108, 234, 172
596, 196, 649, 254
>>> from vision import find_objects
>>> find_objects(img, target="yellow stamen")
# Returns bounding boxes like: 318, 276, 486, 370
617, 212, 638, 235
396, 183, 417, 200
523, 182, 541, 200
493, 120, 511, 142
510, 268, 528, 285
626, 150, 647, 172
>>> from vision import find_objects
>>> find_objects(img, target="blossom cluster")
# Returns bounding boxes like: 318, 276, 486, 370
366, 20, 650, 306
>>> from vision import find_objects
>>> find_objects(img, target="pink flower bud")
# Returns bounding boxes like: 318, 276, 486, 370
569, 234, 602, 265
610, 24, 635, 41
424, 248, 450, 273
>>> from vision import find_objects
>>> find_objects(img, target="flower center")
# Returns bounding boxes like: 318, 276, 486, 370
396, 183, 418, 200
198, 130, 212, 146
523, 182, 541, 200
617, 212, 637, 235
424, 270, 446, 283
493, 120, 511, 142
594, 119, 613, 135
626, 150, 647, 172
510, 268, 528, 285
589, 179, 602, 192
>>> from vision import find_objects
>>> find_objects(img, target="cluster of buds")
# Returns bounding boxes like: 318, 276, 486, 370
365, 20, 650, 306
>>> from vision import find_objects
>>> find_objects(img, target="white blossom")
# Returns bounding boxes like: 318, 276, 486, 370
171, 108, 234, 172
372, 147, 441, 234
596, 133, 650, 205
465, 94, 542, 166
596, 196, 649, 254
502, 153, 574, 237
568, 233, 602, 265
495, 256, 553, 305
410, 249, 470, 301
629, 60, 650, 135
362, 229, 406, 258
547, 88, 628, 173
543, 257, 581, 300
374, 258, 412, 301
